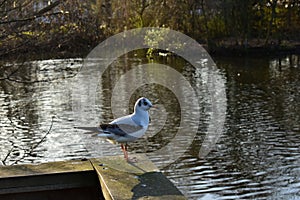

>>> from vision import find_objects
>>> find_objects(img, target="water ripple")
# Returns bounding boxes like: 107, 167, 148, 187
1, 56, 300, 200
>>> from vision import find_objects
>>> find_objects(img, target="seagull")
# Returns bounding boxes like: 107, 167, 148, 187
77, 97, 153, 161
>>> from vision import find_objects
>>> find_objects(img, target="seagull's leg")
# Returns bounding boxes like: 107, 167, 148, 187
121, 144, 126, 159
120, 143, 130, 161
124, 143, 128, 161
125, 144, 138, 163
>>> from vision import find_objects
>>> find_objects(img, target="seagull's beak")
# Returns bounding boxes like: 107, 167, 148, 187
147, 104, 153, 110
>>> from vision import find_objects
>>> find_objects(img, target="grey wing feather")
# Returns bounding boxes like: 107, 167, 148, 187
100, 124, 143, 136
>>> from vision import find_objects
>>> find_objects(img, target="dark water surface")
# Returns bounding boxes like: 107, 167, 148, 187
0, 54, 299, 199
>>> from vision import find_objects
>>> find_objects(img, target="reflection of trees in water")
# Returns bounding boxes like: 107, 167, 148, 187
214, 54, 300, 177
162, 54, 299, 199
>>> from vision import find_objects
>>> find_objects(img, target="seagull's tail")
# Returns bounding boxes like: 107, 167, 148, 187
75, 127, 103, 135
75, 127, 114, 139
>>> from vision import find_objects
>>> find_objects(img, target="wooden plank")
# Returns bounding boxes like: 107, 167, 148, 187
0, 171, 97, 194
0, 159, 103, 199
91, 154, 187, 200
1, 184, 102, 200
0, 159, 93, 178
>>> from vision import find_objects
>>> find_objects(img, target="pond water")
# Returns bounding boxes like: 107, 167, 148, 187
0, 53, 299, 199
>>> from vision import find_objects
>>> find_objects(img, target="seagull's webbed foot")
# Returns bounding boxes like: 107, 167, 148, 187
127, 157, 138, 163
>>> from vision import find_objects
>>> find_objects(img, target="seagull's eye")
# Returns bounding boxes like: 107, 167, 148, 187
143, 101, 148, 106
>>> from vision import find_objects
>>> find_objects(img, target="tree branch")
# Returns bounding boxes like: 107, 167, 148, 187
1, 116, 55, 166
0, 59, 79, 84
0, 0, 61, 25
1, 147, 13, 166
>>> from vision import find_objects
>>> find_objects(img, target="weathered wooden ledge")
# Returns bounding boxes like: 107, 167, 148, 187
0, 154, 186, 200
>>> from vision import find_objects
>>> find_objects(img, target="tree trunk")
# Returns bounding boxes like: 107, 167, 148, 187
200, 0, 211, 49
265, 0, 277, 46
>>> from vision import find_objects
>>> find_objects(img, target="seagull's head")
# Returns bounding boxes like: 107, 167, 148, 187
135, 97, 153, 112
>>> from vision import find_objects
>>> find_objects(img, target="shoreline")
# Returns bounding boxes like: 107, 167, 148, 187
208, 44, 300, 58
1, 41, 300, 62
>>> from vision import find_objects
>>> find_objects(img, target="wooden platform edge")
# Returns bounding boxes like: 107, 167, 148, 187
0, 154, 187, 200
0, 159, 103, 200
91, 154, 187, 200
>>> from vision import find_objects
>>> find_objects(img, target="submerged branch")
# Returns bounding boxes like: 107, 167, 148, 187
1, 116, 55, 166
1, 147, 13, 166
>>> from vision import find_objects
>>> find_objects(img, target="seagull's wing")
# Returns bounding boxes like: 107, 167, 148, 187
100, 123, 143, 136
110, 114, 133, 124
76, 114, 144, 139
